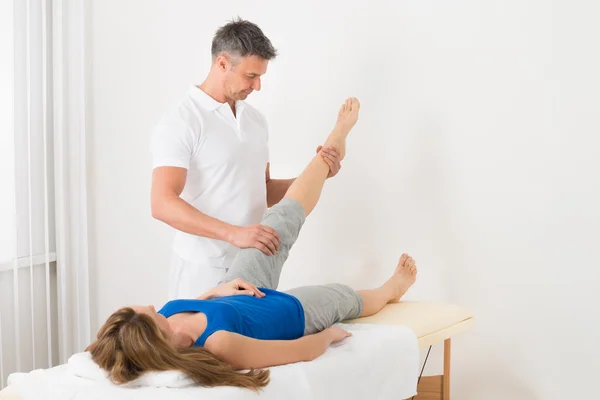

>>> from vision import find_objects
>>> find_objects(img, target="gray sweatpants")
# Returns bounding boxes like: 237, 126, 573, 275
220, 198, 364, 335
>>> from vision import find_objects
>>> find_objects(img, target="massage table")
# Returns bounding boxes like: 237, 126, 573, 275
346, 301, 475, 400
0, 301, 474, 400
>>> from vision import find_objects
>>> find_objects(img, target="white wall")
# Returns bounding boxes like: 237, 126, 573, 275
88, 1, 600, 398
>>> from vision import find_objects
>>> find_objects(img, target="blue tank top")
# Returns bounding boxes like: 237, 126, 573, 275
157, 288, 305, 346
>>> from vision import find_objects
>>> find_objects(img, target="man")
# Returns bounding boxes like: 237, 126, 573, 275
150, 18, 342, 299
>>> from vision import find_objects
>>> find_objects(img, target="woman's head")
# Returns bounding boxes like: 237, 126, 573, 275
87, 306, 269, 390
128, 304, 173, 337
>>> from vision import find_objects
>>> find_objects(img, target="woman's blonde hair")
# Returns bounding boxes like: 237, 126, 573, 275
87, 307, 269, 391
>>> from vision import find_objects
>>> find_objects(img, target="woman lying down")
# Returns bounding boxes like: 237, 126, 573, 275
88, 97, 418, 391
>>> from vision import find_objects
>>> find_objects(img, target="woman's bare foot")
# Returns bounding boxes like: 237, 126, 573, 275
386, 253, 417, 303
322, 97, 360, 160
335, 97, 360, 132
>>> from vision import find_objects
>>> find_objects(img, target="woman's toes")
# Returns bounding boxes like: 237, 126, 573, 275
399, 253, 408, 265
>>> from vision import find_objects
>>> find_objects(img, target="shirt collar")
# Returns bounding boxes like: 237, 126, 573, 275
189, 85, 224, 111
190, 85, 247, 115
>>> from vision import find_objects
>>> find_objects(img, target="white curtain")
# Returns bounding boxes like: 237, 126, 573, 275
52, 0, 92, 364
0, 0, 90, 388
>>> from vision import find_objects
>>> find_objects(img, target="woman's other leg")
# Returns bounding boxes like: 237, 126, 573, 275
220, 98, 360, 289
357, 254, 417, 317
287, 254, 417, 335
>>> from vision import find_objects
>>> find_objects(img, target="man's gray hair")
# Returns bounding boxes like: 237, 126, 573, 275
211, 17, 278, 62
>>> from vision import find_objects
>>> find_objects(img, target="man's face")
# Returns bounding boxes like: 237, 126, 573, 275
223, 55, 268, 101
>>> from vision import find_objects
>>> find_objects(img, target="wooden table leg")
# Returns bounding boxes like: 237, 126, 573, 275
443, 339, 451, 400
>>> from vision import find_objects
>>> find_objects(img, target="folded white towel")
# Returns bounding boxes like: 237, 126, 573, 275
8, 323, 419, 400
66, 352, 197, 388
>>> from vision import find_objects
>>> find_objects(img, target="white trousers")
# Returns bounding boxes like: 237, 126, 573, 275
167, 252, 228, 300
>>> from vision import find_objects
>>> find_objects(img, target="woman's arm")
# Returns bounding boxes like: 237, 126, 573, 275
204, 327, 352, 370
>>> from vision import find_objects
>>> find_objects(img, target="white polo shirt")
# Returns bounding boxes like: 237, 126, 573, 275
150, 86, 269, 269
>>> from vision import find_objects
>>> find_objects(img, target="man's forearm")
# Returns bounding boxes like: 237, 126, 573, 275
266, 178, 296, 207
152, 194, 233, 242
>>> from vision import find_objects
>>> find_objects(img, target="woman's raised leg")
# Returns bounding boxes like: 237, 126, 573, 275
220, 97, 360, 289
284, 97, 360, 216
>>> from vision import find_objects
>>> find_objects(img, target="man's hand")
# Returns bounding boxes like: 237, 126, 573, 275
228, 224, 280, 255
200, 278, 266, 300
316, 146, 342, 178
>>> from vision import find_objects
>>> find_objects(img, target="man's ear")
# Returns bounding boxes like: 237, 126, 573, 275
265, 162, 271, 183
215, 54, 229, 72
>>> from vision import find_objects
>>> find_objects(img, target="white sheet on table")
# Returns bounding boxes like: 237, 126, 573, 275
8, 323, 419, 400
